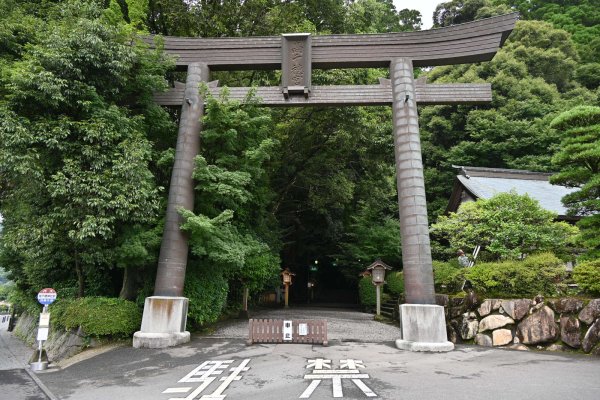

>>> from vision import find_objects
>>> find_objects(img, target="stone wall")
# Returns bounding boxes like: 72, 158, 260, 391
13, 313, 100, 362
436, 295, 600, 355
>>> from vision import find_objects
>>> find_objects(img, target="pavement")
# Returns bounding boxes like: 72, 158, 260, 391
0, 322, 50, 400
2, 307, 600, 400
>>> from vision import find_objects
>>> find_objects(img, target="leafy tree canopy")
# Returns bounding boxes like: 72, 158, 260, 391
430, 192, 578, 260
550, 105, 600, 259
0, 0, 172, 298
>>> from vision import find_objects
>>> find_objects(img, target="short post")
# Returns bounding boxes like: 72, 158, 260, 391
281, 268, 295, 309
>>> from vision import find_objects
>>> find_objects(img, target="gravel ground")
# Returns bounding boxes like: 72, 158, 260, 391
205, 307, 401, 342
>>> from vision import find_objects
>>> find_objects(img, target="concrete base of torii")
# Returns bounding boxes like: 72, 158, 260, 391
133, 296, 190, 349
395, 304, 454, 352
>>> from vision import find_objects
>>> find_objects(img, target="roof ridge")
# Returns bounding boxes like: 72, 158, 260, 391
452, 165, 553, 180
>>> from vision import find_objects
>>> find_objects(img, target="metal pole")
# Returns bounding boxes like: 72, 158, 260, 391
154, 62, 209, 297
37, 340, 42, 363
390, 58, 436, 305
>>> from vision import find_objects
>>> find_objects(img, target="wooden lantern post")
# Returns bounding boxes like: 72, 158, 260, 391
281, 268, 295, 308
367, 260, 392, 317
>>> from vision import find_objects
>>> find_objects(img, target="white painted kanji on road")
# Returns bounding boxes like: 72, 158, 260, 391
163, 359, 250, 400
300, 358, 377, 398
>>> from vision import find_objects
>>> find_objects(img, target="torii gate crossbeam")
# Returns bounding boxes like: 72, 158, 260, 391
133, 13, 519, 351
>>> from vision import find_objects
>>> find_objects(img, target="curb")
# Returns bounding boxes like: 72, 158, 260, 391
25, 368, 59, 400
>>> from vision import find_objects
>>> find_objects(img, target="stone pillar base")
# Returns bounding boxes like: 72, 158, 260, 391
395, 304, 454, 352
133, 331, 190, 348
133, 296, 190, 349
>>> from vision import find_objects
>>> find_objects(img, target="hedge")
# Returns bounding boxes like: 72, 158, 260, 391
358, 277, 376, 308
184, 268, 228, 327
432, 260, 464, 294
53, 297, 142, 338
386, 271, 404, 297
573, 259, 600, 296
465, 252, 566, 297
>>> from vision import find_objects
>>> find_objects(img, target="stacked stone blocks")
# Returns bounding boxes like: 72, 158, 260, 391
438, 295, 600, 355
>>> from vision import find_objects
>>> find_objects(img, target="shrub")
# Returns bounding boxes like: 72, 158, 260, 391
358, 277, 376, 308
386, 271, 404, 296
573, 259, 600, 296
185, 268, 228, 327
465, 252, 566, 297
54, 297, 142, 338
433, 260, 465, 293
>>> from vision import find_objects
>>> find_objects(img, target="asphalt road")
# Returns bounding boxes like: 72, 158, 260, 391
0, 325, 50, 400
36, 335, 600, 400
5, 308, 600, 400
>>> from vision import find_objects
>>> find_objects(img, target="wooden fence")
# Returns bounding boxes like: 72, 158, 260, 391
247, 319, 327, 346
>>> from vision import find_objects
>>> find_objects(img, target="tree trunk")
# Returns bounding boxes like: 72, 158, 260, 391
75, 254, 84, 298
119, 266, 138, 300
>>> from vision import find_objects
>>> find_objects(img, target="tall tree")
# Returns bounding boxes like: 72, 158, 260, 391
431, 192, 578, 260
0, 0, 172, 298
419, 19, 595, 219
550, 106, 600, 260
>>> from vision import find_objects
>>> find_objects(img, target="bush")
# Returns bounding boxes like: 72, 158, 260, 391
54, 297, 142, 338
573, 259, 600, 296
358, 277, 376, 308
433, 260, 465, 293
185, 268, 228, 327
465, 252, 566, 297
386, 271, 404, 297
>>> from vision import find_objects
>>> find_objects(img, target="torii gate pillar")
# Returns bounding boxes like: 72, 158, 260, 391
390, 58, 453, 351
133, 62, 209, 349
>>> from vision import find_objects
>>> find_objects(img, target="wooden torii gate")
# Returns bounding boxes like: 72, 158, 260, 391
133, 13, 518, 350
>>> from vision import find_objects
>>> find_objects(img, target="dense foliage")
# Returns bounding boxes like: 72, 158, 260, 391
550, 106, 600, 260
572, 259, 600, 296
465, 252, 567, 297
358, 277, 377, 309
432, 260, 464, 294
0, 0, 172, 302
385, 271, 404, 297
53, 297, 142, 338
431, 192, 578, 260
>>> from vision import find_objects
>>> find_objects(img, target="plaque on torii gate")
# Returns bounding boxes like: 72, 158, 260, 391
133, 13, 519, 350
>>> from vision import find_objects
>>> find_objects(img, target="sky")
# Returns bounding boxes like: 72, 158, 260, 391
393, 0, 441, 29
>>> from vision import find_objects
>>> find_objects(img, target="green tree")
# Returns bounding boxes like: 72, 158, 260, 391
433, 0, 511, 27
178, 91, 281, 323
430, 192, 578, 260
0, 1, 172, 298
550, 105, 600, 259
419, 19, 595, 219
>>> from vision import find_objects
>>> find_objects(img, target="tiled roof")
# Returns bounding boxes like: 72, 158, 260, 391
454, 166, 579, 217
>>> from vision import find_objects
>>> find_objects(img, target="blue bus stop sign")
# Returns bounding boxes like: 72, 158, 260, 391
37, 288, 57, 306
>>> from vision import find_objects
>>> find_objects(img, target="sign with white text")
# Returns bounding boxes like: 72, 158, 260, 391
37, 288, 57, 305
